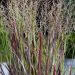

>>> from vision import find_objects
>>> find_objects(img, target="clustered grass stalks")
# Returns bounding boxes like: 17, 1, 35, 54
0, 0, 74, 75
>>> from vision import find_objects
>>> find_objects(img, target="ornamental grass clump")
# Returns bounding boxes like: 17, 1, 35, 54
0, 0, 74, 75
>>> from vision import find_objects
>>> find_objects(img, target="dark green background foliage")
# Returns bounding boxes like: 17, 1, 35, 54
65, 31, 75, 58
64, 0, 75, 58
0, 17, 11, 62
